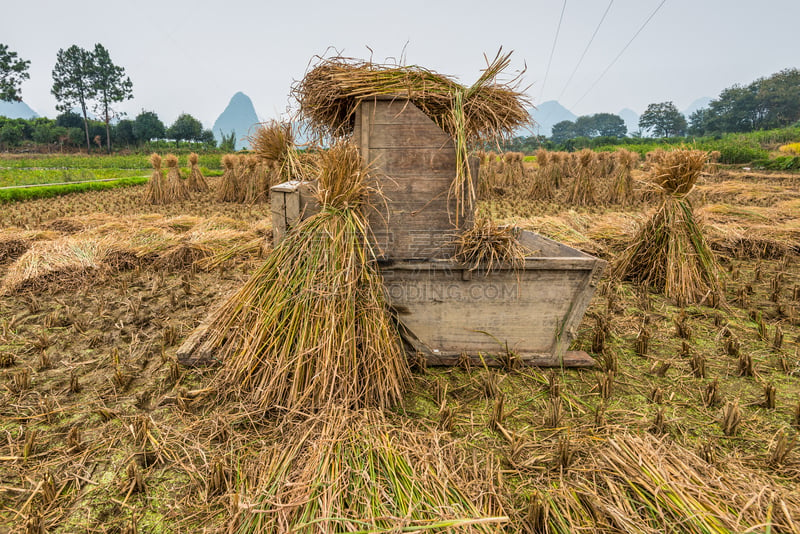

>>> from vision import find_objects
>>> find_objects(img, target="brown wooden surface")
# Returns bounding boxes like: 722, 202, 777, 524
382, 252, 604, 365
424, 350, 596, 368
355, 97, 474, 260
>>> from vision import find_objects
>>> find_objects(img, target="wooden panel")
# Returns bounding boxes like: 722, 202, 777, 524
380, 257, 604, 363
355, 98, 475, 260
369, 147, 456, 173
367, 123, 453, 149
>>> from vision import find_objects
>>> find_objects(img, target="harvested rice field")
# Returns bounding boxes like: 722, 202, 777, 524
0, 156, 798, 533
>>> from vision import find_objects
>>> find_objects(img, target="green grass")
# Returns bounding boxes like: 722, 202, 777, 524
0, 153, 223, 187
0, 176, 148, 203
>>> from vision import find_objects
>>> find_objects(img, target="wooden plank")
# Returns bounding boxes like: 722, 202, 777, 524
423, 350, 596, 368
369, 147, 456, 173
177, 292, 233, 367
367, 123, 453, 149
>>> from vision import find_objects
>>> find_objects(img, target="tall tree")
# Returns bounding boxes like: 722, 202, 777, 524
166, 113, 202, 146
89, 44, 133, 153
551, 120, 577, 145
639, 102, 687, 137
592, 113, 627, 138
133, 110, 165, 144
51, 45, 95, 151
0, 44, 30, 102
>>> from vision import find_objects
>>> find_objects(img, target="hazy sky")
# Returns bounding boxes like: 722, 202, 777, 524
3, 0, 797, 131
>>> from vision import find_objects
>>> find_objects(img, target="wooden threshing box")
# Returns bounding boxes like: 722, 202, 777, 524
267, 97, 607, 368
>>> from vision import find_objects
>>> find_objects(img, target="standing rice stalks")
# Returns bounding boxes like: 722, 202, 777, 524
206, 141, 409, 412
186, 152, 209, 192
143, 153, 167, 204
612, 150, 721, 306
164, 154, 190, 201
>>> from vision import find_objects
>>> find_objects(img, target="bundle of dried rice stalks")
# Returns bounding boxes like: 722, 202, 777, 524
566, 149, 598, 206
205, 141, 409, 412
248, 120, 307, 185
164, 154, 190, 201
453, 217, 527, 272
186, 152, 209, 193
217, 154, 240, 202
612, 150, 722, 306
143, 153, 167, 204
293, 50, 531, 221
237, 407, 507, 534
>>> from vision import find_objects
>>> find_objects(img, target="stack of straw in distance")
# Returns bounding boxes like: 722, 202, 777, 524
143, 153, 167, 204
293, 50, 531, 221
217, 154, 239, 202
205, 140, 409, 412
164, 154, 190, 201
186, 152, 209, 192
612, 149, 722, 306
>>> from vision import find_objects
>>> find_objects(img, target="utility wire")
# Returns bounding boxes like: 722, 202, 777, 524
538, 0, 568, 103
557, 0, 614, 100
570, 0, 666, 109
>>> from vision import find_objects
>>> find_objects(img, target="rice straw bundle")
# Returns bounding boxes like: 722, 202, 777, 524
612, 150, 722, 306
143, 153, 167, 204
609, 149, 637, 204
293, 50, 531, 222
240, 155, 262, 204
186, 152, 209, 192
238, 407, 507, 534
248, 120, 305, 185
453, 217, 527, 272
206, 140, 409, 412
566, 149, 598, 206
217, 154, 239, 202
164, 154, 190, 201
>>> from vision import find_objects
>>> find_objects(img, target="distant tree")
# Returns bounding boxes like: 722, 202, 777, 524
639, 101, 687, 137
219, 129, 236, 152
592, 113, 627, 137
758, 68, 800, 128
551, 120, 577, 145
688, 108, 710, 136
114, 119, 136, 147
133, 110, 165, 143
89, 43, 133, 153
55, 111, 84, 129
199, 129, 216, 147
167, 113, 203, 146
0, 44, 30, 102
51, 45, 96, 151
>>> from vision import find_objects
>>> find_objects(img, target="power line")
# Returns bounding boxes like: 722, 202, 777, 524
538, 0, 568, 103
570, 0, 667, 109
557, 0, 614, 101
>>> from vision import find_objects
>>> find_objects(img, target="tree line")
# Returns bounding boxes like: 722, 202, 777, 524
1, 42, 226, 153
510, 67, 800, 151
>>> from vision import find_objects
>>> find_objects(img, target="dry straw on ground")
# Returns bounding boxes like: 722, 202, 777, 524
237, 407, 507, 533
